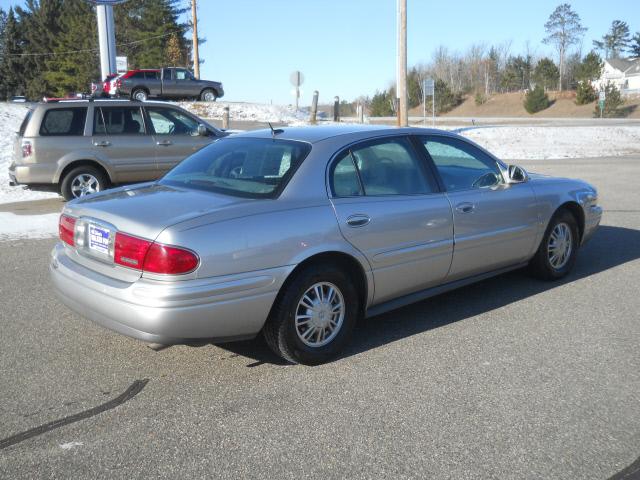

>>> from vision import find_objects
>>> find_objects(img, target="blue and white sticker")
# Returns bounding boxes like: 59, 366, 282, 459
89, 225, 110, 255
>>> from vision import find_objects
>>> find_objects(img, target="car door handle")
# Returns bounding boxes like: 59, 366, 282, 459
346, 214, 370, 227
156, 140, 173, 146
455, 202, 476, 214
93, 140, 110, 147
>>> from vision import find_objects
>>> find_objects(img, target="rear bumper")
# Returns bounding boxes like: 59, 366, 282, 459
10, 162, 57, 185
50, 243, 289, 344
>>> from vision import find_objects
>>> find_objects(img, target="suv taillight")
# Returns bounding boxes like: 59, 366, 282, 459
59, 215, 76, 246
115, 79, 122, 89
22, 141, 32, 158
114, 232, 199, 275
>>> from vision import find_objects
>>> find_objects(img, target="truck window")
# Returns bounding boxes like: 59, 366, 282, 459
175, 69, 190, 80
145, 71, 159, 80
39, 108, 87, 136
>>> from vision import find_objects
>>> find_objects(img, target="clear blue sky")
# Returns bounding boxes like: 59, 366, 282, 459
1, 0, 638, 104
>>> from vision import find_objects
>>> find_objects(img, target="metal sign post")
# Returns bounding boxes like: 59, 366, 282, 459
86, 1, 128, 79
289, 71, 305, 111
423, 79, 435, 127
599, 90, 606, 118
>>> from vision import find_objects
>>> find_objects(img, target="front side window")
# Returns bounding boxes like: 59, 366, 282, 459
146, 107, 200, 135
331, 137, 435, 197
419, 136, 503, 191
175, 69, 191, 80
39, 108, 87, 136
160, 137, 311, 198
94, 107, 145, 135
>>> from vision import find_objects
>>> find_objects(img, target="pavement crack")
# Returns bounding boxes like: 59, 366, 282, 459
0, 379, 149, 451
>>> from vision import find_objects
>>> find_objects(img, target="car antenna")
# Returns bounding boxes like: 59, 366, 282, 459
268, 122, 284, 138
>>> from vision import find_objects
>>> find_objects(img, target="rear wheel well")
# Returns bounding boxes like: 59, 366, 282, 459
276, 252, 368, 317
58, 161, 111, 191
557, 201, 584, 242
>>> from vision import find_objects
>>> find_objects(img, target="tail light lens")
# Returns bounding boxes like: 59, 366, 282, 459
114, 232, 199, 275
115, 79, 122, 89
143, 243, 199, 275
59, 215, 76, 246
22, 141, 32, 158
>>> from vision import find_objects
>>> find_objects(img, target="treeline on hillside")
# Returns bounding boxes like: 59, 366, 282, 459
367, 3, 640, 117
0, 0, 192, 99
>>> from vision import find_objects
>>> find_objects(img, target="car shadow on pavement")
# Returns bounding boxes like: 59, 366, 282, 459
215, 225, 640, 366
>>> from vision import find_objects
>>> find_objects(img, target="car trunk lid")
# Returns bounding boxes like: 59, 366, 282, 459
62, 183, 256, 281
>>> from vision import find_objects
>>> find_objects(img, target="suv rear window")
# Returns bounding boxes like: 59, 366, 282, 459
39, 108, 87, 136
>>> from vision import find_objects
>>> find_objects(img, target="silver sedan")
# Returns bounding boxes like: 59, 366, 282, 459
50, 125, 602, 364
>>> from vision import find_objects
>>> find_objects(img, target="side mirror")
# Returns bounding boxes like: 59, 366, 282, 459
507, 164, 529, 183
197, 124, 208, 136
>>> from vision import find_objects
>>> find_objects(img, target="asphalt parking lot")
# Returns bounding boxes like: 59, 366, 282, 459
0, 156, 639, 479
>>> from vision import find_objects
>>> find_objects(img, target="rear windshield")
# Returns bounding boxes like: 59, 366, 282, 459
160, 137, 311, 198
39, 108, 87, 136
18, 109, 33, 136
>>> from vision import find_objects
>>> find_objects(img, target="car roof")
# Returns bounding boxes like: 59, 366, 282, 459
231, 124, 461, 144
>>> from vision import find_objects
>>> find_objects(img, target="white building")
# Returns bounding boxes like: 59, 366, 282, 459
594, 58, 640, 93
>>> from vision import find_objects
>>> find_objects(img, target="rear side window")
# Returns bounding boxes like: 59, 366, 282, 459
331, 137, 437, 197
130, 71, 145, 79
39, 108, 87, 136
145, 71, 159, 80
94, 107, 145, 135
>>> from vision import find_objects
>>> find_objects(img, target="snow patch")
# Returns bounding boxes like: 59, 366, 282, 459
59, 441, 83, 450
456, 125, 640, 160
179, 101, 318, 123
0, 212, 59, 241
0, 102, 58, 204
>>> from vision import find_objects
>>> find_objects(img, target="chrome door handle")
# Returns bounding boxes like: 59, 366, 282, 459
346, 214, 370, 227
93, 140, 110, 147
455, 202, 476, 214
156, 140, 173, 146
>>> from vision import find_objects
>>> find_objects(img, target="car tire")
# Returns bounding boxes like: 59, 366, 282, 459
200, 89, 217, 102
529, 209, 579, 280
60, 166, 108, 201
132, 89, 148, 101
263, 263, 360, 365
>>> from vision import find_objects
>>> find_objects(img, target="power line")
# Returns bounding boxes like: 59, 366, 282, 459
4, 29, 184, 57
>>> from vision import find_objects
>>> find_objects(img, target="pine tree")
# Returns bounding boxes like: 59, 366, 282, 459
524, 84, 550, 114
16, 0, 65, 98
574, 51, 603, 82
543, 4, 587, 91
595, 83, 624, 117
115, 0, 189, 69
0, 8, 26, 99
593, 20, 631, 59
629, 32, 640, 58
165, 32, 184, 67
43, 0, 98, 96
575, 81, 597, 105
532, 58, 560, 91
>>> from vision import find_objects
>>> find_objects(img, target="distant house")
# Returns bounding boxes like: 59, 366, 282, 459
594, 58, 640, 92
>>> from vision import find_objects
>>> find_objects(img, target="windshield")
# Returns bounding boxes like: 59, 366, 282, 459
160, 137, 311, 198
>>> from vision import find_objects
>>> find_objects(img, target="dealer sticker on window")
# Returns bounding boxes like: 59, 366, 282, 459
88, 224, 110, 255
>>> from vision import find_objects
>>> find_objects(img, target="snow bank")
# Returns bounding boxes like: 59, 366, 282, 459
0, 102, 58, 204
0, 212, 58, 241
179, 101, 318, 123
457, 125, 640, 160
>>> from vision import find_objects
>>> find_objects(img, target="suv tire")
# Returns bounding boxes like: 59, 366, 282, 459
60, 165, 108, 201
263, 263, 360, 365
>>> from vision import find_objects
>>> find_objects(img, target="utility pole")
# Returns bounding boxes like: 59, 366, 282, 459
397, 0, 408, 127
191, 0, 200, 79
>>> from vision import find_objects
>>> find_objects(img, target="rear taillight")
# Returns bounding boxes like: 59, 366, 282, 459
143, 243, 199, 275
114, 232, 151, 269
59, 215, 76, 246
115, 79, 122, 89
22, 141, 32, 158
114, 232, 199, 275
